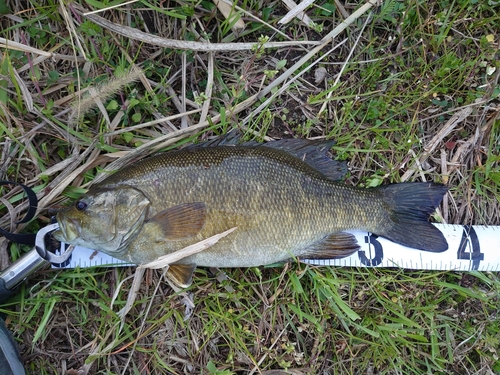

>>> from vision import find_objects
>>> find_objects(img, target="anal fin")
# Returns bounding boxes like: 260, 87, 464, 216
167, 263, 197, 288
299, 232, 360, 260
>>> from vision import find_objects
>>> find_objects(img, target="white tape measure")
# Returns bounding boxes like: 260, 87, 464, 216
53, 224, 500, 271
305, 224, 499, 271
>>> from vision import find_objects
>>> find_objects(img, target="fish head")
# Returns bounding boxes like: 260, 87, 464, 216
53, 186, 151, 254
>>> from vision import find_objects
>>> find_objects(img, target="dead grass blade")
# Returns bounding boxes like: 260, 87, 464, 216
0, 37, 52, 57
213, 0, 246, 32
401, 106, 473, 182
115, 227, 237, 317
256, 0, 381, 101
142, 227, 237, 270
81, 8, 321, 51
279, 0, 316, 25
90, 92, 260, 184
74, 227, 238, 375
199, 52, 214, 125
35, 145, 101, 215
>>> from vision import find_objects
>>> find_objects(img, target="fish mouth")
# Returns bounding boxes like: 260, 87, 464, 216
53, 216, 79, 243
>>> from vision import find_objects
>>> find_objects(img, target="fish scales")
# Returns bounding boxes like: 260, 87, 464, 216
54, 140, 448, 286
97, 146, 384, 266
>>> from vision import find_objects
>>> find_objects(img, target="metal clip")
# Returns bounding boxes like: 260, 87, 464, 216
35, 223, 74, 264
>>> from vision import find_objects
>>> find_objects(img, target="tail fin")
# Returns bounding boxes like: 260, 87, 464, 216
378, 183, 448, 252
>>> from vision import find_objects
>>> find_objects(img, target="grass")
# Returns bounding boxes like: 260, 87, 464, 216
1, 0, 500, 373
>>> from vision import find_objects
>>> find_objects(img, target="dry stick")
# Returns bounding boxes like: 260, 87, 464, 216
401, 106, 473, 182
82, 11, 322, 51
181, 51, 189, 129
441, 149, 449, 222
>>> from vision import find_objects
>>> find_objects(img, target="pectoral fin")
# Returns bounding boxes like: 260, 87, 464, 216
300, 232, 360, 260
167, 263, 197, 288
147, 202, 206, 240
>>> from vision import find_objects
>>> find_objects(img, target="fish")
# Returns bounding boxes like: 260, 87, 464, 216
53, 137, 448, 287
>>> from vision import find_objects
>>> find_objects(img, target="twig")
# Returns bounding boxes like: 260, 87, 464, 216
441, 149, 449, 222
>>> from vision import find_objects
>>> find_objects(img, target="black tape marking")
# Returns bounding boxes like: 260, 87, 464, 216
457, 225, 483, 270
359, 233, 384, 266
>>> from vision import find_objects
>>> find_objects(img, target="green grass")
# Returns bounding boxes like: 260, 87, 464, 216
1, 0, 500, 373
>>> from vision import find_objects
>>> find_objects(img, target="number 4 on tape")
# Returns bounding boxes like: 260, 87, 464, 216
457, 226, 483, 270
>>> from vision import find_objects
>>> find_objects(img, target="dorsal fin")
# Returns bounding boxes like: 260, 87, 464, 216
261, 139, 347, 181
190, 132, 347, 181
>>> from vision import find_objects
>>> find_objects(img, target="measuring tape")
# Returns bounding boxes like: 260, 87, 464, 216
53, 224, 500, 271
306, 224, 499, 271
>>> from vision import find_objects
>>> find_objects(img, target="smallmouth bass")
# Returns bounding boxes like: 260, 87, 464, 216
54, 138, 448, 287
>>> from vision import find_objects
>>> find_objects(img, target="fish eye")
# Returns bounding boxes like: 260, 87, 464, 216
75, 199, 88, 211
